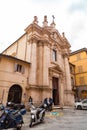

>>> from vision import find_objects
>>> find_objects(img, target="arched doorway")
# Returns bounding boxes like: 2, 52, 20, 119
7, 84, 22, 103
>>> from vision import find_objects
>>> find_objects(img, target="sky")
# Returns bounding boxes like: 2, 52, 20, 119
0, 0, 87, 53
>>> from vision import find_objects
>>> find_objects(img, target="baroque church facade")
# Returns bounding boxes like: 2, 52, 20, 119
0, 16, 74, 106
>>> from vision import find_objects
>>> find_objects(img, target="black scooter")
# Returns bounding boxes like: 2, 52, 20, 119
0, 104, 26, 130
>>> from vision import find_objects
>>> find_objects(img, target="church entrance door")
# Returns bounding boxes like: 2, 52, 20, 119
52, 77, 59, 105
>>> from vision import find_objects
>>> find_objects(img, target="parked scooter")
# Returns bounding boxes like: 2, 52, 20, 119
28, 102, 45, 127
0, 104, 26, 130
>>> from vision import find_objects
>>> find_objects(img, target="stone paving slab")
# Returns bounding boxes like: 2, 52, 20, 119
2, 108, 87, 130
23, 110, 64, 127
22, 109, 87, 130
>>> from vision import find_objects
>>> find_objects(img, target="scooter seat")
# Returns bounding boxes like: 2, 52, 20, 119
37, 107, 41, 110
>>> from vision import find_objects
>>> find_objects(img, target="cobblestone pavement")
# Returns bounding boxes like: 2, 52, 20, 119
21, 108, 87, 130
3, 108, 87, 130
22, 110, 64, 129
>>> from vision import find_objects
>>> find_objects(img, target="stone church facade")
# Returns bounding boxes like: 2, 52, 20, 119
1, 16, 74, 106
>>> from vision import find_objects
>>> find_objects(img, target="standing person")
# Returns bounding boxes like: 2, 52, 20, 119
48, 97, 53, 111
29, 96, 33, 104
43, 97, 51, 111
44, 97, 47, 105
43, 97, 49, 110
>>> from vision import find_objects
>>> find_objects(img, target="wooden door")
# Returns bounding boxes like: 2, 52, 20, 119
52, 77, 59, 105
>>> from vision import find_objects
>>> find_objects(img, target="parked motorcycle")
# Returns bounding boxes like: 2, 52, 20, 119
0, 104, 4, 118
6, 102, 25, 110
28, 103, 45, 127
0, 104, 26, 130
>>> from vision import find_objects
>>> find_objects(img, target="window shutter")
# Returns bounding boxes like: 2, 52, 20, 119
21, 66, 25, 74
14, 63, 17, 72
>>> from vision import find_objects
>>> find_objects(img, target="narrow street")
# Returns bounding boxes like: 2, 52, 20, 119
22, 108, 87, 130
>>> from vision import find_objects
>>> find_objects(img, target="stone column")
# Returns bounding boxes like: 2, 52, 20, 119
29, 39, 37, 85
43, 43, 49, 85
37, 41, 43, 85
64, 55, 71, 90
64, 54, 74, 105
59, 74, 64, 107
36, 40, 49, 86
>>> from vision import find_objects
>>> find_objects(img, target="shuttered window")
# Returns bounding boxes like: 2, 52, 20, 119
14, 63, 25, 74
78, 66, 83, 73
76, 54, 81, 60
79, 76, 85, 85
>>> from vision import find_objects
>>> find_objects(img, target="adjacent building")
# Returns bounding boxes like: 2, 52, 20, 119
0, 54, 30, 104
0, 16, 74, 106
69, 48, 87, 100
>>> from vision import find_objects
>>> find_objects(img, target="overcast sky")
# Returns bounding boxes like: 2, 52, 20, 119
0, 0, 87, 53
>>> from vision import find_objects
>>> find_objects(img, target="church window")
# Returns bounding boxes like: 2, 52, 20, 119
52, 49, 57, 61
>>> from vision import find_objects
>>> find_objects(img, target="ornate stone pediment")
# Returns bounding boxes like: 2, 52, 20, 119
50, 32, 57, 39
49, 64, 63, 73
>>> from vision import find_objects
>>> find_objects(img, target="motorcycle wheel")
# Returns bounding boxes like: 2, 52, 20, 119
13, 124, 22, 130
40, 112, 45, 122
17, 127, 21, 130
13, 127, 21, 130
29, 118, 32, 127
17, 124, 22, 130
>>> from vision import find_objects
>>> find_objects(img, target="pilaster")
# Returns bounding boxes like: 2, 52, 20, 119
29, 39, 37, 85
64, 54, 74, 105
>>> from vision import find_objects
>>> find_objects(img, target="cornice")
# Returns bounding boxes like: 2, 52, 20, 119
28, 34, 50, 45
0, 54, 31, 64
25, 23, 42, 34
70, 47, 87, 56
25, 22, 71, 51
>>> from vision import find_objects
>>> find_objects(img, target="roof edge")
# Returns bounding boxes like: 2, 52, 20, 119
70, 47, 87, 55
0, 54, 31, 65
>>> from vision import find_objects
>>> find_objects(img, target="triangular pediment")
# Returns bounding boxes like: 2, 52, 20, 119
49, 65, 63, 73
